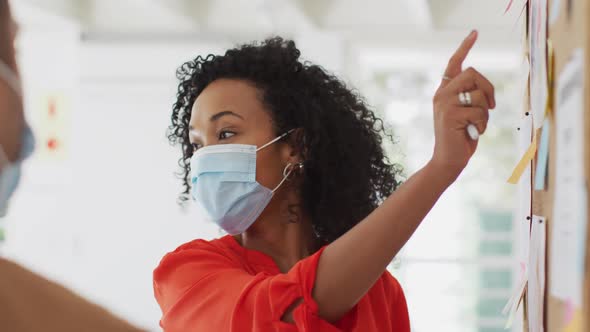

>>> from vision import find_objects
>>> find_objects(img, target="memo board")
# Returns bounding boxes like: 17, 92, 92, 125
524, 0, 590, 330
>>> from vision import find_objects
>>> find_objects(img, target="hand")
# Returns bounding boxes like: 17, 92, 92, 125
430, 30, 495, 180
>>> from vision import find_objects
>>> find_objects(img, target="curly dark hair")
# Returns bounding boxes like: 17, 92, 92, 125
168, 37, 403, 245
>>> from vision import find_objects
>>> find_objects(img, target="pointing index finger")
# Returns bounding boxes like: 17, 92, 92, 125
441, 30, 478, 87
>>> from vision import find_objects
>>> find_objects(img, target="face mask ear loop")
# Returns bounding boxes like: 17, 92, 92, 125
271, 163, 295, 193
256, 128, 295, 152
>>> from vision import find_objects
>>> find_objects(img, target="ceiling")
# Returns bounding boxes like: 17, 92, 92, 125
13, 0, 525, 47
11, 0, 525, 99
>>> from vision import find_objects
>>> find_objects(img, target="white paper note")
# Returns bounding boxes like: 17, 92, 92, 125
503, 271, 527, 329
529, 0, 549, 129
503, 115, 533, 329
549, 49, 587, 308
516, 56, 530, 107
528, 215, 547, 332
516, 115, 533, 262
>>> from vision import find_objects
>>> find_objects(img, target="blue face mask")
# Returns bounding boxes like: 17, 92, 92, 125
0, 125, 34, 217
190, 130, 296, 235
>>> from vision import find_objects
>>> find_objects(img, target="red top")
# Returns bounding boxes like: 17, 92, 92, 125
153, 235, 410, 331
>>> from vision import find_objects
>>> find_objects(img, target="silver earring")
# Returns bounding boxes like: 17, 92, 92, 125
282, 162, 304, 178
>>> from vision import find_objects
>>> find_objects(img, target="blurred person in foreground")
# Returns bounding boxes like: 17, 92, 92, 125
0, 1, 143, 331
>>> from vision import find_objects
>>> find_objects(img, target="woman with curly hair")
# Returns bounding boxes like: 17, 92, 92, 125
154, 30, 494, 331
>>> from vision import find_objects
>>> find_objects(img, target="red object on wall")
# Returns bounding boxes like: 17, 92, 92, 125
48, 98, 57, 117
47, 138, 58, 151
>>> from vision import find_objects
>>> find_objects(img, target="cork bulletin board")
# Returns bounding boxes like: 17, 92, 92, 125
522, 0, 590, 330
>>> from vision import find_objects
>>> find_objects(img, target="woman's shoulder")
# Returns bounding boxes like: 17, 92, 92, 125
155, 235, 241, 272
153, 236, 244, 313
168, 235, 231, 253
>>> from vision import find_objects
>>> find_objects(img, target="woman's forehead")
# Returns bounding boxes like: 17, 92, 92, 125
190, 79, 269, 125
197, 79, 260, 105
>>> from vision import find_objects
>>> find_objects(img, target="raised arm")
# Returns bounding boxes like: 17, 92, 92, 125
311, 30, 495, 322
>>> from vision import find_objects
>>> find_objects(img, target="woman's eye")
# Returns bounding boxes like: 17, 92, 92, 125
218, 131, 236, 140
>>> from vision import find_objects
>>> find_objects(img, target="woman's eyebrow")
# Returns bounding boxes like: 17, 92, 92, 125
210, 110, 244, 122
188, 110, 244, 132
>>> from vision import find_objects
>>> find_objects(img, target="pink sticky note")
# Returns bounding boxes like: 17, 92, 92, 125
505, 0, 515, 13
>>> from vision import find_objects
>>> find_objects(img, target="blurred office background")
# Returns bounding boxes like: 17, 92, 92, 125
1, 0, 526, 331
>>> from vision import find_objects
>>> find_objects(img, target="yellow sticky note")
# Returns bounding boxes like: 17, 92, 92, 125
508, 133, 538, 184
562, 308, 583, 332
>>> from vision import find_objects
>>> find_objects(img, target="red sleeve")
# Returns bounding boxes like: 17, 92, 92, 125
153, 240, 336, 332
383, 272, 411, 332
